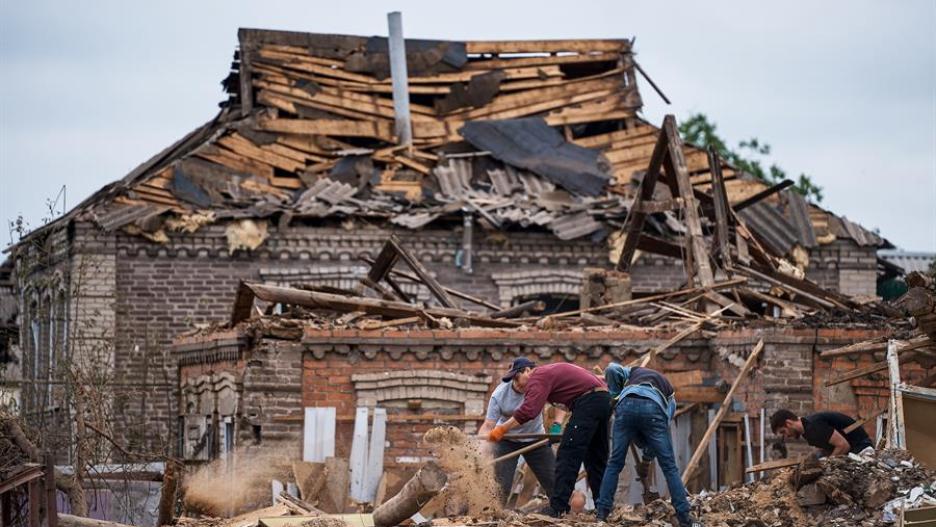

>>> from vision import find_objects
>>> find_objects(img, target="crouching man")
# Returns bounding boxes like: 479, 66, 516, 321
478, 357, 563, 504
487, 361, 611, 517
596, 364, 701, 527
770, 409, 874, 457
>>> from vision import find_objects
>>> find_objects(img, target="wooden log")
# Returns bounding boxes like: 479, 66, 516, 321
372, 461, 448, 527
682, 339, 765, 484
58, 514, 138, 527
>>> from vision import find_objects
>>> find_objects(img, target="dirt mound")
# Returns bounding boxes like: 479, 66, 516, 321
422, 426, 502, 518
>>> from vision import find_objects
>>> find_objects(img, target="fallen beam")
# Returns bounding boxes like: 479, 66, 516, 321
232, 282, 518, 328
361, 256, 500, 311
682, 339, 765, 484
545, 278, 747, 320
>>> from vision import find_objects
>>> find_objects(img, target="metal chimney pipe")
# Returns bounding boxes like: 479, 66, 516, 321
387, 12, 413, 146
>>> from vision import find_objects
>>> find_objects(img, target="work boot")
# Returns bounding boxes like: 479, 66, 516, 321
536, 504, 562, 518
678, 515, 703, 527
594, 509, 609, 522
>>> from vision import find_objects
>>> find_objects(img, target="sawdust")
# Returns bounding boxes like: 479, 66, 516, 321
423, 426, 502, 518
183, 447, 292, 517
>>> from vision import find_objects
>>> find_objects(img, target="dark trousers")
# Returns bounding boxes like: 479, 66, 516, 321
596, 396, 690, 523
550, 390, 612, 514
493, 439, 556, 504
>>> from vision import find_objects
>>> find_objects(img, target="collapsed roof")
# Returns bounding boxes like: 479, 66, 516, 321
23, 28, 886, 259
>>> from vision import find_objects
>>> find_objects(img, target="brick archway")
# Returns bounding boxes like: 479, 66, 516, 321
351, 370, 492, 415
492, 269, 582, 308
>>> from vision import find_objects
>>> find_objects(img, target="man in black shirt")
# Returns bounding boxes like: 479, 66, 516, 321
770, 409, 874, 457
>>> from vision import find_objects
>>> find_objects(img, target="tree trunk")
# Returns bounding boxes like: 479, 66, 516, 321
373, 462, 447, 527
156, 460, 179, 526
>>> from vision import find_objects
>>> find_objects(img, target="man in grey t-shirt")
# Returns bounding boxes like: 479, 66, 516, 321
478, 357, 563, 504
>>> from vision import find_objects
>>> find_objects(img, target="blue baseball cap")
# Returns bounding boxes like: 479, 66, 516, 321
502, 357, 536, 382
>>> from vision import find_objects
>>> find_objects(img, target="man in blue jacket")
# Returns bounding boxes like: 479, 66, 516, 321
595, 364, 701, 527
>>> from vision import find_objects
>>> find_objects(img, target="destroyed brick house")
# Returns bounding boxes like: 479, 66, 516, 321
6, 26, 926, 494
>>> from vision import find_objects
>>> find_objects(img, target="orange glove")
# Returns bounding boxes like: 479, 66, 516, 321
488, 425, 508, 442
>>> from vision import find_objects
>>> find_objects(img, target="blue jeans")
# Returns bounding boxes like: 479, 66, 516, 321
596, 396, 690, 522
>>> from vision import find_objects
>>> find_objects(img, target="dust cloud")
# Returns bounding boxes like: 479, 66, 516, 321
183, 447, 293, 517
422, 426, 502, 518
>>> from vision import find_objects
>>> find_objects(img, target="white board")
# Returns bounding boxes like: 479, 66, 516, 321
363, 408, 387, 502
349, 407, 370, 502
303, 407, 336, 462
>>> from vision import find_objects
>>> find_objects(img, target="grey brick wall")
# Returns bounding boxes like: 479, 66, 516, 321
13, 219, 884, 454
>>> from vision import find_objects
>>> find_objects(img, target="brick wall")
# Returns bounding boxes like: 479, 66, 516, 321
13, 218, 889, 457
806, 240, 878, 297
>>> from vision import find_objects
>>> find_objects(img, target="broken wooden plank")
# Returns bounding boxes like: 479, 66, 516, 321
682, 339, 765, 484
744, 457, 804, 474
824, 350, 919, 387
615, 123, 669, 272
465, 39, 628, 54
386, 236, 457, 308
708, 147, 733, 271
256, 118, 395, 141
547, 278, 748, 320
662, 115, 716, 289
732, 180, 795, 211
844, 408, 886, 434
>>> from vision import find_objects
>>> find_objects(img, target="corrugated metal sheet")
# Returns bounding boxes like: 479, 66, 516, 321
460, 117, 611, 196
784, 192, 817, 248
487, 168, 520, 196
92, 203, 170, 231
390, 211, 441, 229
433, 159, 473, 199
549, 212, 603, 240
295, 179, 357, 209
515, 168, 555, 196
839, 216, 884, 247
738, 201, 799, 256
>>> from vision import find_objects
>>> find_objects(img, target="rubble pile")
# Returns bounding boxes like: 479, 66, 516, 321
693, 450, 935, 527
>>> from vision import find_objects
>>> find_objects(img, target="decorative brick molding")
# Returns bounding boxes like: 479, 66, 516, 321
351, 370, 492, 414
114, 225, 608, 267
174, 336, 245, 366
302, 329, 711, 363
491, 269, 585, 307
180, 371, 239, 416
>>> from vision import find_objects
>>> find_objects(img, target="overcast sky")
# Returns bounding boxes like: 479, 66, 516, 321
1, 0, 934, 250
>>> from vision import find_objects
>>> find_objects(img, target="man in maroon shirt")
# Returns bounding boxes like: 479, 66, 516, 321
488, 362, 611, 517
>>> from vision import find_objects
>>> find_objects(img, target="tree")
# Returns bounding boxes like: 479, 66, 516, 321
678, 113, 824, 203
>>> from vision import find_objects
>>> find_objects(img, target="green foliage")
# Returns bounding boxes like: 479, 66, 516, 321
678, 113, 824, 203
